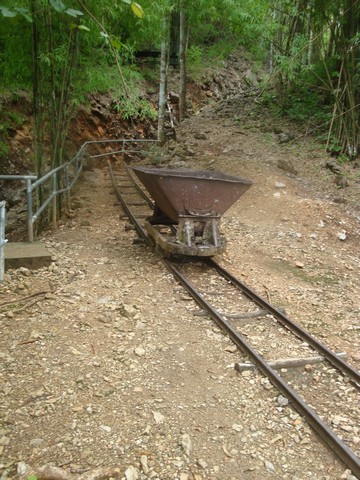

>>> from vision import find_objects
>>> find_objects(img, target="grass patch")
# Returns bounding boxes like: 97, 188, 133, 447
271, 258, 340, 286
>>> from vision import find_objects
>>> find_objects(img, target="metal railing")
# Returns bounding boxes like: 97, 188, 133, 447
0, 201, 7, 282
0, 138, 157, 243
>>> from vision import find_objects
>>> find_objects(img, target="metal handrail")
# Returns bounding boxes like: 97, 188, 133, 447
0, 138, 157, 242
0, 201, 7, 282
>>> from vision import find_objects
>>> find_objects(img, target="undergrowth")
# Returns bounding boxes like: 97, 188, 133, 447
0, 108, 25, 170
187, 42, 236, 84
74, 58, 157, 121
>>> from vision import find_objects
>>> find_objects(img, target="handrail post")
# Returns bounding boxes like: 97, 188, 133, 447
52, 171, 57, 229
65, 164, 71, 209
26, 178, 34, 242
0, 201, 6, 282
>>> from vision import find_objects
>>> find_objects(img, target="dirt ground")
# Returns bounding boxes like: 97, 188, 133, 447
1, 69, 360, 480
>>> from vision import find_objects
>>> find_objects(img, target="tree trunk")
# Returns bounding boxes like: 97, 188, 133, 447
30, 0, 44, 178
52, 27, 79, 169
158, 14, 169, 144
332, 0, 359, 158
306, 1, 313, 65
179, 1, 187, 122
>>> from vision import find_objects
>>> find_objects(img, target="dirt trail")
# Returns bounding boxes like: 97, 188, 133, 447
1, 89, 360, 480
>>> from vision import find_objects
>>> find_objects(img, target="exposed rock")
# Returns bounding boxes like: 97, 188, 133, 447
194, 132, 207, 140
124, 466, 139, 480
334, 175, 350, 188
277, 158, 298, 175
277, 132, 295, 144
179, 433, 192, 460
277, 395, 289, 407
325, 159, 342, 175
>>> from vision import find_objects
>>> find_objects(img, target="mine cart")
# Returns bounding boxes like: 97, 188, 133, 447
132, 166, 253, 257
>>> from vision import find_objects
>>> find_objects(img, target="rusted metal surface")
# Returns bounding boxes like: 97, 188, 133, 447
131, 166, 253, 222
144, 220, 227, 257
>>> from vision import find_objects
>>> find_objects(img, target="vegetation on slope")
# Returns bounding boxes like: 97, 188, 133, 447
0, 0, 359, 176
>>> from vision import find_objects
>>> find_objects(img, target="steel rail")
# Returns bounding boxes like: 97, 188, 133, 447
108, 161, 360, 476
107, 160, 150, 242
208, 258, 360, 386
123, 163, 155, 209
164, 259, 360, 477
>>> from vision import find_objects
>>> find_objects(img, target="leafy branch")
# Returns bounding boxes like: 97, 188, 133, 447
77, 0, 144, 98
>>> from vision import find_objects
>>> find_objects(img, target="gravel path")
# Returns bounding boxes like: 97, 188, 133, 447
1, 100, 359, 480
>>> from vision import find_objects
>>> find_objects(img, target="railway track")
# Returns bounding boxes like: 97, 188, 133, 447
108, 158, 360, 477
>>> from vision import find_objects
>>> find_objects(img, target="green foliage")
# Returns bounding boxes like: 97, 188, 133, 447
111, 95, 156, 120
0, 142, 9, 159
205, 40, 236, 62
1, 0, 357, 163
1, 110, 24, 128
324, 134, 343, 156
0, 6, 16, 17
0, 1, 84, 20
130, 2, 144, 19
187, 40, 240, 84
110, 67, 157, 120
337, 153, 351, 164
261, 71, 333, 133
0, 8, 32, 87
285, 88, 332, 126
186, 46, 204, 83
75, 62, 118, 99
0, 5, 32, 21
73, 51, 157, 121
0, 108, 24, 162
141, 66, 159, 83
48, 0, 83, 17
268, 0, 360, 155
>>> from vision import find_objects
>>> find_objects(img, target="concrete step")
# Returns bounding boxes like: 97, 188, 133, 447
4, 242, 52, 270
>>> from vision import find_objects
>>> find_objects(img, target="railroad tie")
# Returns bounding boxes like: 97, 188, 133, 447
235, 352, 347, 372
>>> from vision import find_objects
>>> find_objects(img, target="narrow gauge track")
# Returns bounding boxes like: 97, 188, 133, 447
108, 159, 360, 477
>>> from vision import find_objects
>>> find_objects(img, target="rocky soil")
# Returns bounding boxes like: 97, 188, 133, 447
1, 54, 360, 480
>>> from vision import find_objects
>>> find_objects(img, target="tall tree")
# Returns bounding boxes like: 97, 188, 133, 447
328, 0, 359, 158
30, 0, 44, 177
269, 0, 359, 158
178, 0, 188, 122
158, 12, 169, 143
0, 0, 146, 174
